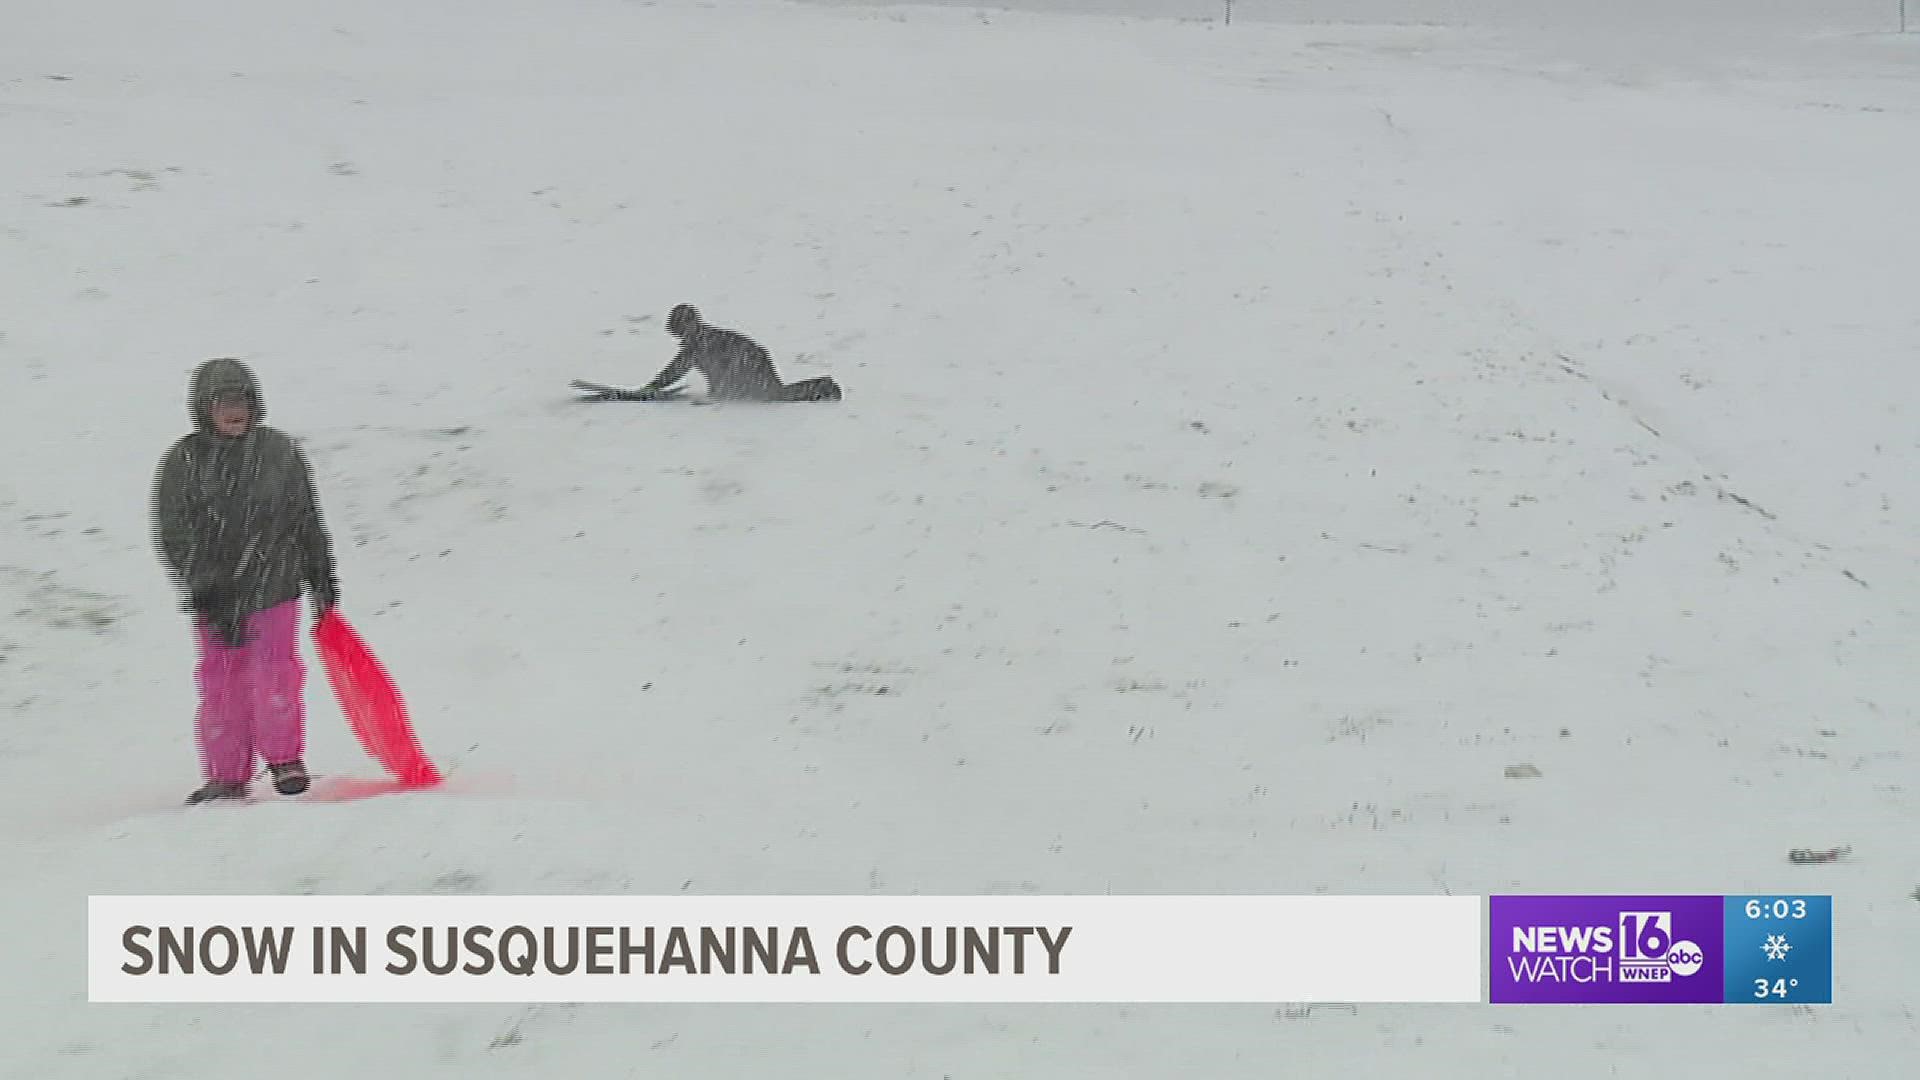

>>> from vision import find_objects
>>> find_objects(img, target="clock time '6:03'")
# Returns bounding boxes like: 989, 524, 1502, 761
1746, 898, 1808, 920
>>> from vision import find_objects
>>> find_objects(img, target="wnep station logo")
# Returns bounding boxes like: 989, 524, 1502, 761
1507, 911, 1704, 984
1491, 896, 1724, 1004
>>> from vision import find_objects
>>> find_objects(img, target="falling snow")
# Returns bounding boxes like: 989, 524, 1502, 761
1, 0, 1916, 1077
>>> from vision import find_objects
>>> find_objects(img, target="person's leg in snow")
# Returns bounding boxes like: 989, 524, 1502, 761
185, 601, 309, 803
772, 376, 843, 402
189, 615, 255, 803
249, 599, 309, 795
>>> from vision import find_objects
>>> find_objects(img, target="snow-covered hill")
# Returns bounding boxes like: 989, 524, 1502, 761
2, 0, 1914, 1075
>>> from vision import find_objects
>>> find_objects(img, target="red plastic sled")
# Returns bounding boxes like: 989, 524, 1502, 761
313, 610, 442, 789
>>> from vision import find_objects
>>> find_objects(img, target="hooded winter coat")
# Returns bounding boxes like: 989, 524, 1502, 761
151, 358, 337, 622
644, 322, 790, 400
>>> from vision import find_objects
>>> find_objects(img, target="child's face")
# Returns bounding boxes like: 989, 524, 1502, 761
210, 397, 252, 437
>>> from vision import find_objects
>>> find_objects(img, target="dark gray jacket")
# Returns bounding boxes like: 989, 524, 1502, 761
151, 358, 336, 619
644, 324, 788, 400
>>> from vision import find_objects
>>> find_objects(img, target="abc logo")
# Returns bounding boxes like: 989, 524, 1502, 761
1666, 941, 1705, 976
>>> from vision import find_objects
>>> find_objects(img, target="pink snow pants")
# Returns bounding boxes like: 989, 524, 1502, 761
193, 599, 305, 784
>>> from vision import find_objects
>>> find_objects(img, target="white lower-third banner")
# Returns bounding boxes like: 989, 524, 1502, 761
88, 894, 1483, 1003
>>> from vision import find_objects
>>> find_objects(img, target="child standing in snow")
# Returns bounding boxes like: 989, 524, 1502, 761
151, 358, 340, 805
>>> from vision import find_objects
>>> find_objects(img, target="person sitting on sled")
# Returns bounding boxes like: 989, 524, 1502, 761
151, 358, 340, 805
636, 303, 844, 402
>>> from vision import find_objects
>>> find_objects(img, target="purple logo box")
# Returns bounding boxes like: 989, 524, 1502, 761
1490, 895, 1726, 1003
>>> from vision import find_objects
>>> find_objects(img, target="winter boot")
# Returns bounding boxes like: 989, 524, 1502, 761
269, 759, 309, 795
185, 780, 248, 805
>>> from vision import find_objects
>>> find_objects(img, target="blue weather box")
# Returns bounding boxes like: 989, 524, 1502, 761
1723, 895, 1832, 1004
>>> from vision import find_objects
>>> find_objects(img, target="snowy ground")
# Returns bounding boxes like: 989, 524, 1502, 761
2, 0, 1916, 1075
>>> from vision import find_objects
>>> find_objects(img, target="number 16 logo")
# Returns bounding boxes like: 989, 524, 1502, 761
1619, 911, 1672, 960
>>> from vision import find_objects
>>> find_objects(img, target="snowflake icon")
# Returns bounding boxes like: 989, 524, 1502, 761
1761, 934, 1792, 962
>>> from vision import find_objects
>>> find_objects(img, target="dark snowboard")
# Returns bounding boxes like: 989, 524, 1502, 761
571, 378, 843, 403
570, 379, 688, 402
